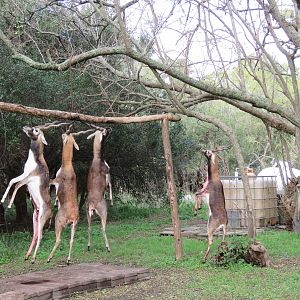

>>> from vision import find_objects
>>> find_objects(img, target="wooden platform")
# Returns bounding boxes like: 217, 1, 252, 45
0, 263, 150, 300
160, 223, 265, 238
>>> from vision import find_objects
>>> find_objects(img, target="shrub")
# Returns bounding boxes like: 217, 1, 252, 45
211, 238, 248, 267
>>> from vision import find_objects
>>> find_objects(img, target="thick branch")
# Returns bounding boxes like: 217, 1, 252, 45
221, 98, 296, 135
0, 28, 297, 127
261, 0, 300, 48
0, 101, 181, 123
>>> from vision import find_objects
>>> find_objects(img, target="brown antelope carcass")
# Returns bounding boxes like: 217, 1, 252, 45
202, 146, 230, 261
47, 127, 93, 264
194, 176, 208, 216
86, 126, 112, 252
0, 122, 67, 263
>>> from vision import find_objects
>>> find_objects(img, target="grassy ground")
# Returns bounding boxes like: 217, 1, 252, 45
1, 202, 300, 299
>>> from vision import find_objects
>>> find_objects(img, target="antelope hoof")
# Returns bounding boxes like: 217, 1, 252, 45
67, 259, 71, 265
7, 204, 12, 209
47, 258, 51, 263
24, 256, 29, 261
87, 245, 90, 251
106, 247, 111, 253
1, 198, 5, 203
31, 259, 35, 264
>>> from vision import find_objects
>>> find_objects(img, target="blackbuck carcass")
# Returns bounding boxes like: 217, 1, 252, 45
47, 127, 93, 264
194, 176, 208, 216
0, 122, 67, 263
201, 146, 230, 261
86, 126, 112, 252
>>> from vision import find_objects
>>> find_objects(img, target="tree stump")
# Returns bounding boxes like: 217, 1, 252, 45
244, 241, 272, 267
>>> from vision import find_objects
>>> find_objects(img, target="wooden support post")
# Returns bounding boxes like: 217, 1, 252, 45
161, 118, 182, 260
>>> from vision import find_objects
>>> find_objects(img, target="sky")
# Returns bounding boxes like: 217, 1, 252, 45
124, 0, 295, 77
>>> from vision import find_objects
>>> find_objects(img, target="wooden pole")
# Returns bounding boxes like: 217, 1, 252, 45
0, 101, 181, 124
161, 118, 182, 260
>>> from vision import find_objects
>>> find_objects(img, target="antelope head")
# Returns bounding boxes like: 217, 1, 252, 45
62, 132, 79, 151
87, 126, 112, 143
23, 126, 48, 145
201, 146, 231, 164
23, 121, 71, 146
63, 126, 95, 150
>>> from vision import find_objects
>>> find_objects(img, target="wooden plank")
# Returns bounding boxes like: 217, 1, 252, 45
0, 263, 150, 300
160, 225, 265, 238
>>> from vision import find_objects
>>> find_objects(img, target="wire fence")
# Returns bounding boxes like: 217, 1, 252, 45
221, 176, 278, 228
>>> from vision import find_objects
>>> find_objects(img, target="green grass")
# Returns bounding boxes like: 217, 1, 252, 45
1, 202, 300, 299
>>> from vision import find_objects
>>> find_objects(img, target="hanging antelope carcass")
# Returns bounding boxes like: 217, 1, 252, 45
0, 123, 66, 263
194, 176, 208, 216
47, 127, 93, 264
86, 126, 112, 252
201, 146, 230, 261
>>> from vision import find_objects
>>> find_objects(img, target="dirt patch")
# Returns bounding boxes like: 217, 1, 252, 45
68, 258, 300, 300
272, 257, 300, 268
69, 269, 198, 300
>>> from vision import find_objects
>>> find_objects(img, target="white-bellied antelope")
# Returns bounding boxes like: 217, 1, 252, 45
1, 123, 66, 263
86, 126, 112, 252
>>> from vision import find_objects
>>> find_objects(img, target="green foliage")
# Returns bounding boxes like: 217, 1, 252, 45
108, 204, 157, 222
210, 237, 248, 267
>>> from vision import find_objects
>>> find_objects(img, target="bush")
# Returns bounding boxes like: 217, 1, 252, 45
211, 237, 248, 267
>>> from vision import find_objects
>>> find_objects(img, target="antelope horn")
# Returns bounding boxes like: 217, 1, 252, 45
87, 123, 112, 134
72, 129, 95, 137
87, 123, 106, 131
37, 121, 71, 130
65, 123, 75, 135
87, 123, 100, 129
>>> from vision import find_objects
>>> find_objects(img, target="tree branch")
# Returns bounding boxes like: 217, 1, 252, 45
0, 101, 181, 123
